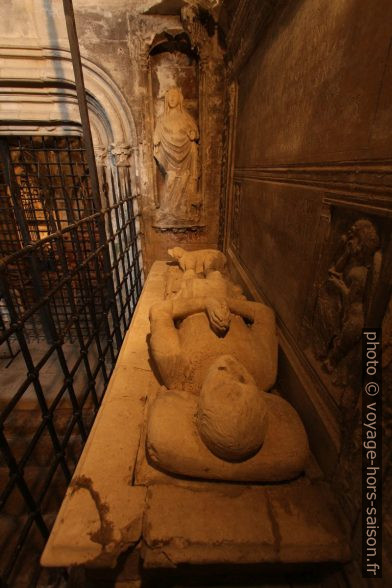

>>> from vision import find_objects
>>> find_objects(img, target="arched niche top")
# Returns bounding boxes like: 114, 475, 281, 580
149, 31, 199, 61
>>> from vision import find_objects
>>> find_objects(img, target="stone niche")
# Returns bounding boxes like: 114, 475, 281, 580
129, 6, 226, 269
149, 32, 202, 229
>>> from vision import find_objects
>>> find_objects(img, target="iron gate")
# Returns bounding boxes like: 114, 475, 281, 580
0, 135, 142, 586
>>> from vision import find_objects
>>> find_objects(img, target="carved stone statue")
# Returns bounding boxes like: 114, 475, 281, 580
146, 248, 309, 482
153, 86, 200, 225
313, 219, 381, 383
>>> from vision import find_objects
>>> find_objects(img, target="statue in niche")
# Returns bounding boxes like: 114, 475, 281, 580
146, 248, 309, 482
153, 86, 201, 226
313, 219, 381, 385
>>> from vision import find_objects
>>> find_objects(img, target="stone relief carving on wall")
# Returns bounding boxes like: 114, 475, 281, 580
311, 217, 382, 396
153, 86, 201, 226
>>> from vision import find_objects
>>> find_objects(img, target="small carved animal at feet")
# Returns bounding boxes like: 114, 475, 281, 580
168, 246, 227, 275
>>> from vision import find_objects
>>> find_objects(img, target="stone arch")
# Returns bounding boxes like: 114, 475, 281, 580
0, 47, 138, 174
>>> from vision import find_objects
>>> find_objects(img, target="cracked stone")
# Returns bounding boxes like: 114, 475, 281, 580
141, 482, 350, 568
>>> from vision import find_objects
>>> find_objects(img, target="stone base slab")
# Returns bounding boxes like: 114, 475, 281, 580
141, 483, 350, 568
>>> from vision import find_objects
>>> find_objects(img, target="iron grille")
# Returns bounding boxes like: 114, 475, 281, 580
0, 135, 142, 586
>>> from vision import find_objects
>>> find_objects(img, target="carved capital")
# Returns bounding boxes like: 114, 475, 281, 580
94, 145, 108, 167
111, 143, 133, 167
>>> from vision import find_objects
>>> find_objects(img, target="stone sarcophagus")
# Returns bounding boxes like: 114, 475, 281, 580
41, 249, 350, 580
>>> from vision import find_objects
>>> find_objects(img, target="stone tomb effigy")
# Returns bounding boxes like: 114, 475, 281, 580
41, 251, 350, 577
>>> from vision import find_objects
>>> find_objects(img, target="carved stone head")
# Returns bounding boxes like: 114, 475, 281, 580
164, 86, 183, 113
343, 219, 380, 264
168, 246, 185, 260
196, 355, 268, 462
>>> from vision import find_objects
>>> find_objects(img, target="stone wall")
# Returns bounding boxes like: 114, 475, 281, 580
222, 0, 392, 584
0, 0, 226, 272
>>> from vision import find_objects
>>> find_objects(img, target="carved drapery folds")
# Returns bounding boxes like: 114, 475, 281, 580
148, 27, 202, 230
153, 85, 201, 226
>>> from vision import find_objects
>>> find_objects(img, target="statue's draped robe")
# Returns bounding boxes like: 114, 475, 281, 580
154, 109, 199, 220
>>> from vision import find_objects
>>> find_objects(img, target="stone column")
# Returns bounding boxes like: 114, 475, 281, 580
111, 142, 143, 273
111, 142, 132, 194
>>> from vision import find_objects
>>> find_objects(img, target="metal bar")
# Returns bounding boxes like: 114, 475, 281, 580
62, 0, 122, 349
0, 132, 142, 586
61, 1, 100, 210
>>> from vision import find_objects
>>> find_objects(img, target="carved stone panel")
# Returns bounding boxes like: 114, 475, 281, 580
308, 206, 391, 413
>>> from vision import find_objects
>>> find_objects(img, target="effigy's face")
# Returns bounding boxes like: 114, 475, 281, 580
167, 88, 180, 108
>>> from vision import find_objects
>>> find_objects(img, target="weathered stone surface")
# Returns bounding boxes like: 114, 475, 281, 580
146, 388, 309, 482
127, 4, 225, 268
153, 87, 200, 228
146, 255, 306, 480
149, 292, 278, 394
141, 483, 350, 567
266, 483, 351, 563
41, 263, 167, 568
168, 247, 227, 275
41, 473, 147, 568
142, 484, 276, 567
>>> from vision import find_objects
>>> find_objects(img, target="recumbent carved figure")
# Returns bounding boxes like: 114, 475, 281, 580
146, 248, 309, 482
